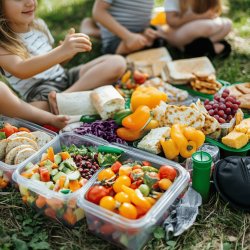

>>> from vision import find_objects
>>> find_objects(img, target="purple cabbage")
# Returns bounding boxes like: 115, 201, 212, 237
73, 120, 127, 144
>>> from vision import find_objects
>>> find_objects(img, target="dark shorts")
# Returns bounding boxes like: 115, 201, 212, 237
102, 37, 121, 54
24, 66, 81, 102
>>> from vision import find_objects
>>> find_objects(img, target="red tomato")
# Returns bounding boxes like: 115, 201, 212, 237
159, 165, 177, 181
133, 70, 147, 84
99, 224, 115, 235
111, 161, 122, 173
86, 185, 112, 204
3, 124, 15, 137
142, 161, 151, 166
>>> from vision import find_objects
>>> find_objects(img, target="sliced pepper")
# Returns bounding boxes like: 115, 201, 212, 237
170, 124, 188, 150
116, 127, 143, 141
122, 105, 151, 131
179, 141, 197, 158
114, 109, 132, 125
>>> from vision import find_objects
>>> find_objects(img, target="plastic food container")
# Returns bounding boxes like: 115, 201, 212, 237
0, 116, 57, 188
78, 144, 189, 250
12, 133, 113, 227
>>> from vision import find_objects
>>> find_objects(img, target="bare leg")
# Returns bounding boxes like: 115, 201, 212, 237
209, 18, 232, 42
159, 17, 232, 48
48, 55, 126, 114
0, 82, 69, 129
80, 17, 101, 38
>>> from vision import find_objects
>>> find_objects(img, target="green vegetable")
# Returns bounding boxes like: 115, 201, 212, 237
98, 145, 124, 154
143, 172, 159, 189
142, 166, 158, 173
80, 115, 101, 123
0, 132, 6, 140
113, 109, 132, 125
62, 145, 88, 156
138, 184, 150, 196
97, 153, 121, 167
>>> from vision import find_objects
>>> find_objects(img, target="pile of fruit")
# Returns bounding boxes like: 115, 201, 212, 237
204, 89, 240, 124
85, 161, 177, 220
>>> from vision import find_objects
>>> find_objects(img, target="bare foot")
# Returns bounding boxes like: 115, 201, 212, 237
48, 91, 59, 115
214, 42, 225, 54
49, 115, 69, 129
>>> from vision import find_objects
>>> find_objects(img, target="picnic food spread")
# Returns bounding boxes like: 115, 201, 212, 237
1, 52, 250, 250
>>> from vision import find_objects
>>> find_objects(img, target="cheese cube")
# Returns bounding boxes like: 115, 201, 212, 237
222, 131, 249, 149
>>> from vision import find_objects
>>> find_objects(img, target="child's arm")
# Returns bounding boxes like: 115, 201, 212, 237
93, 0, 148, 51
0, 33, 91, 79
167, 9, 218, 28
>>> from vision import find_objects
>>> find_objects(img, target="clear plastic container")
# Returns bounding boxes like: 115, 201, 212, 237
78, 144, 189, 250
12, 133, 114, 227
0, 116, 57, 188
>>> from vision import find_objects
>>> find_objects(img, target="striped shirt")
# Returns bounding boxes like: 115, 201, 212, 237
100, 0, 154, 49
2, 19, 65, 98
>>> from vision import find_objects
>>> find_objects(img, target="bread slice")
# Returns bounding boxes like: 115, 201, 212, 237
6, 137, 38, 154
31, 131, 52, 148
14, 148, 37, 165
8, 131, 36, 141
5, 145, 34, 165
91, 85, 125, 120
0, 139, 8, 160
166, 57, 215, 85
137, 127, 171, 154
152, 101, 168, 126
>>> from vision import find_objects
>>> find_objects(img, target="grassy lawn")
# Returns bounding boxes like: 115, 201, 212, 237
1, 0, 250, 249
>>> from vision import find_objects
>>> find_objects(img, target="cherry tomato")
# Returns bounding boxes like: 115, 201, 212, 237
118, 166, 132, 176
111, 161, 122, 173
132, 164, 142, 170
159, 178, 172, 190
159, 165, 177, 181
145, 197, 156, 205
3, 124, 15, 137
114, 192, 131, 203
86, 185, 112, 204
100, 196, 116, 211
130, 179, 143, 190
142, 161, 151, 166
113, 176, 131, 193
99, 224, 115, 235
119, 202, 137, 219
97, 168, 115, 181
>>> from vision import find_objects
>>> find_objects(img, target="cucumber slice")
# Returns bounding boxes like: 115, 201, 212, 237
67, 171, 80, 181
61, 167, 72, 175
45, 181, 55, 190
74, 208, 85, 221
54, 154, 62, 165
51, 169, 58, 176
53, 172, 66, 182
25, 162, 35, 170
31, 173, 40, 181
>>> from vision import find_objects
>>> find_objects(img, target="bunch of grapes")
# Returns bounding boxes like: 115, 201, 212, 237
72, 154, 100, 180
204, 89, 240, 124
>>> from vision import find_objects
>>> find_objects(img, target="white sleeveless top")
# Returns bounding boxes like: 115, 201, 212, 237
2, 19, 66, 97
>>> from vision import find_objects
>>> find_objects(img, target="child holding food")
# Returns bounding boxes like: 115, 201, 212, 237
0, 81, 69, 129
0, 0, 126, 115
87, 0, 159, 55
158, 0, 232, 58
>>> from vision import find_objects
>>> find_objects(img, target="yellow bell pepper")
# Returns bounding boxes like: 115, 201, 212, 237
131, 86, 167, 111
179, 141, 197, 158
160, 138, 179, 160
121, 70, 132, 83
143, 119, 159, 131
122, 105, 151, 131
170, 124, 188, 150
183, 127, 205, 148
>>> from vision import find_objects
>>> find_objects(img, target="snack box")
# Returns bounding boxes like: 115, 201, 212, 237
78, 144, 189, 250
0, 116, 57, 189
12, 133, 115, 227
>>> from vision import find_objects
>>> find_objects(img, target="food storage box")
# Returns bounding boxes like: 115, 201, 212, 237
0, 116, 57, 188
78, 144, 189, 250
12, 133, 116, 227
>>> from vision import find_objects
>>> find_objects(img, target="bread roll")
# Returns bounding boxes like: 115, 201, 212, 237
90, 85, 125, 120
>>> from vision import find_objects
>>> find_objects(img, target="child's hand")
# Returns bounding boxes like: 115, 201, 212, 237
124, 32, 148, 51
143, 28, 158, 40
60, 30, 92, 59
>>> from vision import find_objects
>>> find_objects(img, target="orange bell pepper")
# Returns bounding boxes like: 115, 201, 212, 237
122, 105, 151, 131
116, 127, 143, 141
131, 86, 167, 111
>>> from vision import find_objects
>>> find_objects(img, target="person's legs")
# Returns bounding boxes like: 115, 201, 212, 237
80, 17, 101, 38
0, 82, 68, 129
64, 55, 126, 92
209, 18, 232, 42
48, 55, 126, 114
160, 18, 230, 49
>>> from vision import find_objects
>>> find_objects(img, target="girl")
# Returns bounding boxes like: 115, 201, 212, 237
159, 0, 232, 58
90, 0, 159, 55
0, 0, 126, 115
0, 81, 68, 129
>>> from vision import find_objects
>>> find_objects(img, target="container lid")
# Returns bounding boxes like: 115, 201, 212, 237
213, 156, 250, 211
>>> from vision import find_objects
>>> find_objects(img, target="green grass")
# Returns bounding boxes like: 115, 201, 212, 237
1, 0, 250, 249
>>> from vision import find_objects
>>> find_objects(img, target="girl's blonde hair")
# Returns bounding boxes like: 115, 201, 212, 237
180, 0, 222, 15
0, 0, 49, 59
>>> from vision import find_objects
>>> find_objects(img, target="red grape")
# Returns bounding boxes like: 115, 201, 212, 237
218, 117, 226, 123
205, 105, 212, 110
214, 115, 220, 120
204, 99, 210, 105
213, 103, 219, 109
208, 110, 215, 116
223, 89, 230, 94
225, 108, 231, 115
226, 102, 233, 108
222, 92, 229, 98
218, 110, 225, 117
